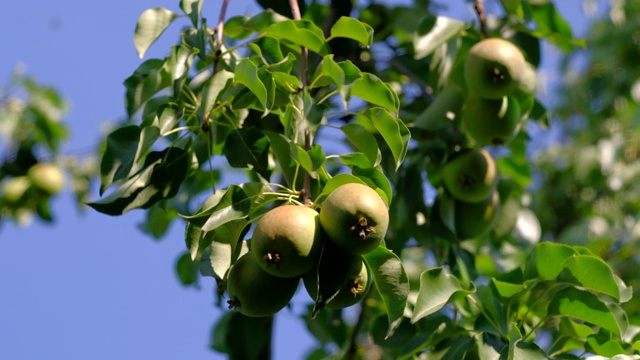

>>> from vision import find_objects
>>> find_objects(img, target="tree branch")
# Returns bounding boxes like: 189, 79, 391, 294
474, 0, 489, 38
213, 0, 231, 74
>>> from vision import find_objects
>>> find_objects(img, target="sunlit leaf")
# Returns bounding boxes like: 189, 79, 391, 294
329, 16, 374, 46
134, 8, 179, 59
560, 255, 620, 300
265, 19, 330, 55
548, 287, 621, 337
352, 74, 398, 112
234, 59, 268, 111
524, 242, 577, 280
413, 16, 466, 59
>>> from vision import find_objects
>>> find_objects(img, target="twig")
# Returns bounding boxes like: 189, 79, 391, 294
213, 0, 231, 74
474, 0, 489, 38
289, 0, 308, 90
302, 129, 312, 205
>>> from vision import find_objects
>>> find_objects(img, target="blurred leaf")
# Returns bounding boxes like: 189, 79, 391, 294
413, 16, 466, 59
585, 334, 626, 357
180, 0, 202, 27
134, 7, 179, 59
411, 267, 476, 323
329, 16, 374, 46
363, 246, 410, 339
176, 252, 198, 286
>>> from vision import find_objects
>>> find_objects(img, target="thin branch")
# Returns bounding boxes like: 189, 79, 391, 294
289, 0, 308, 90
213, 0, 231, 75
302, 129, 312, 205
474, 0, 489, 38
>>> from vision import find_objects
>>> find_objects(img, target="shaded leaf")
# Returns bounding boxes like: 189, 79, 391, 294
234, 59, 268, 111
363, 246, 410, 339
411, 267, 476, 323
224, 127, 271, 180
341, 123, 381, 167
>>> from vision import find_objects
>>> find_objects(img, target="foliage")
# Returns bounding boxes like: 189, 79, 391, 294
5, 0, 640, 359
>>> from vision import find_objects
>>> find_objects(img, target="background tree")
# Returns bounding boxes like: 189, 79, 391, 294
2, 0, 639, 359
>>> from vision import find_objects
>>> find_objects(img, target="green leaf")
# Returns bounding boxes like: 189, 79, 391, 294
329, 16, 374, 46
204, 219, 250, 280
176, 252, 198, 286
138, 205, 176, 239
585, 334, 626, 357
180, 0, 202, 27
88, 147, 189, 215
560, 255, 620, 300
341, 123, 381, 167
134, 7, 179, 59
524, 242, 577, 280
411, 267, 476, 323
124, 59, 171, 116
501, 0, 527, 20
366, 108, 411, 170
315, 174, 367, 204
413, 16, 466, 59
548, 287, 621, 337
352, 167, 393, 206
185, 185, 251, 232
99, 125, 142, 195
412, 84, 464, 131
512, 341, 548, 360
351, 74, 398, 112
263, 131, 298, 188
223, 127, 271, 180
201, 70, 234, 117
363, 246, 409, 339
264, 19, 330, 55
234, 59, 268, 111
491, 278, 525, 299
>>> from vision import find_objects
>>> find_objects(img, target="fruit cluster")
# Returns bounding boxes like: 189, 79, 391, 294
226, 182, 389, 317
0, 162, 64, 219
462, 38, 536, 146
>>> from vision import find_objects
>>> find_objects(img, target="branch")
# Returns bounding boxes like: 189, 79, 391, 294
302, 129, 312, 205
213, 0, 231, 74
474, 0, 489, 38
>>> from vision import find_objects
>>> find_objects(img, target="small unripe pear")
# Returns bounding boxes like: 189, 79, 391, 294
27, 163, 64, 196
442, 148, 498, 203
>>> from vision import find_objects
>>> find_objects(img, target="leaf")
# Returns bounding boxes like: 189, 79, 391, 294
265, 20, 330, 55
341, 123, 381, 167
491, 278, 525, 299
560, 255, 620, 300
585, 334, 626, 357
134, 7, 179, 59
512, 341, 549, 360
223, 127, 271, 180
176, 252, 198, 286
234, 59, 268, 111
524, 242, 577, 280
363, 246, 410, 339
88, 147, 190, 216
124, 59, 171, 117
180, 0, 202, 27
548, 287, 621, 337
99, 125, 142, 195
351, 74, 398, 112
201, 70, 234, 117
315, 174, 367, 204
263, 131, 298, 188
352, 167, 393, 206
413, 16, 466, 59
207, 220, 250, 280
411, 267, 476, 323
366, 108, 411, 170
329, 16, 374, 46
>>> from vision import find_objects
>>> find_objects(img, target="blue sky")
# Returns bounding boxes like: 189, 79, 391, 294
0, 1, 597, 359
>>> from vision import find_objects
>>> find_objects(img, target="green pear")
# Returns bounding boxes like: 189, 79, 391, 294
442, 148, 498, 203
454, 190, 500, 240
251, 205, 323, 278
226, 253, 299, 317
320, 183, 389, 255
1, 176, 31, 204
464, 38, 526, 99
27, 163, 64, 196
462, 95, 521, 146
